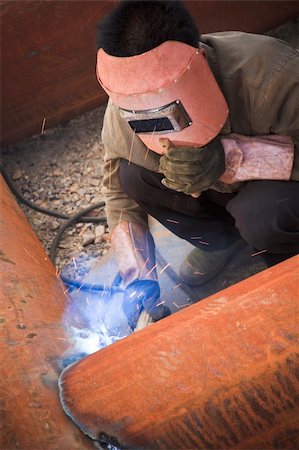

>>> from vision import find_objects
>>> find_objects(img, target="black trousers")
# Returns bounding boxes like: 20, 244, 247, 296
119, 160, 299, 266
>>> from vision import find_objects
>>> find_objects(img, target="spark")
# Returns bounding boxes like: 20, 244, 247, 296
276, 198, 288, 203
24, 248, 40, 264
108, 160, 112, 190
251, 249, 268, 257
191, 236, 203, 240
194, 271, 204, 275
75, 283, 84, 294
56, 271, 62, 280
128, 129, 136, 165
198, 240, 209, 246
86, 296, 90, 305
140, 257, 149, 273
185, 260, 194, 268
156, 300, 165, 307
72, 257, 77, 269
159, 263, 171, 274
130, 290, 137, 298
118, 209, 124, 225
78, 224, 88, 237
88, 283, 95, 292
144, 147, 150, 161
63, 288, 70, 295
145, 263, 157, 278
173, 301, 190, 309
57, 337, 67, 341
146, 126, 157, 156
166, 218, 179, 224
41, 117, 46, 134
173, 283, 182, 290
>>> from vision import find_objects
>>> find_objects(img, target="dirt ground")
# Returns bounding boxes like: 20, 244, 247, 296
2, 105, 110, 270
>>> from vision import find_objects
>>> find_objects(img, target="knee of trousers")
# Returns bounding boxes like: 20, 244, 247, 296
119, 159, 148, 202
227, 183, 299, 253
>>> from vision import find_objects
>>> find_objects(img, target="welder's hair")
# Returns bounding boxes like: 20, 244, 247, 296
96, 0, 200, 56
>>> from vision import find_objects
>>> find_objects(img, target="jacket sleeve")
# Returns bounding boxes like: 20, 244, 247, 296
271, 55, 299, 180
259, 53, 299, 138
101, 100, 148, 232
251, 52, 299, 180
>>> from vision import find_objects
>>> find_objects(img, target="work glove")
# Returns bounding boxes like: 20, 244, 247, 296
219, 134, 297, 183
122, 279, 161, 330
111, 221, 171, 329
159, 138, 225, 195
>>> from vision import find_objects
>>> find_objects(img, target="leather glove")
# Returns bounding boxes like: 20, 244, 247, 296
159, 138, 225, 195
111, 221, 171, 327
220, 134, 296, 183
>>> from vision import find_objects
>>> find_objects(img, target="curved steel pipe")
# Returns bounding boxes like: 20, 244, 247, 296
0, 176, 93, 449
60, 255, 299, 449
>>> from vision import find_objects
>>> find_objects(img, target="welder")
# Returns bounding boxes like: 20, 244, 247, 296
95, 1, 299, 326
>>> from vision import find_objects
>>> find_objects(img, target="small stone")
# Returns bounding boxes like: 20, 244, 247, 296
82, 232, 95, 247
90, 178, 100, 187
49, 220, 60, 231
12, 168, 22, 180
69, 185, 78, 193
102, 233, 110, 242
53, 169, 63, 177
95, 224, 106, 238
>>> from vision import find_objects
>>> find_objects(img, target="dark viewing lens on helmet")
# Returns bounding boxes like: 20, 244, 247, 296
119, 100, 192, 135
128, 117, 174, 133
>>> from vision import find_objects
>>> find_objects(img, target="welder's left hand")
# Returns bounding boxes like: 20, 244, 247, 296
123, 279, 170, 330
159, 138, 225, 195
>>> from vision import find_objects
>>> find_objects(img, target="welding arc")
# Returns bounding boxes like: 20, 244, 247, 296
0, 162, 107, 264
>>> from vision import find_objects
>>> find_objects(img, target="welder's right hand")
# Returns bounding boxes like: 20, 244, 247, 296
122, 279, 170, 330
159, 138, 225, 195
111, 221, 171, 328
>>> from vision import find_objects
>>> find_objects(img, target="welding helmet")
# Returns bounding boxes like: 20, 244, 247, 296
96, 41, 229, 154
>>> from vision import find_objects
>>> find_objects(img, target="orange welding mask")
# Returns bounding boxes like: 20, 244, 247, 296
96, 41, 229, 154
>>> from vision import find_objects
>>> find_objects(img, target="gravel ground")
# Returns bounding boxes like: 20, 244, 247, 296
2, 105, 111, 270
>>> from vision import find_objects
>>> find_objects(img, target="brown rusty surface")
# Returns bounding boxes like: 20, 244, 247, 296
59, 256, 299, 449
0, 0, 113, 146
1, 1, 299, 145
0, 176, 94, 449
